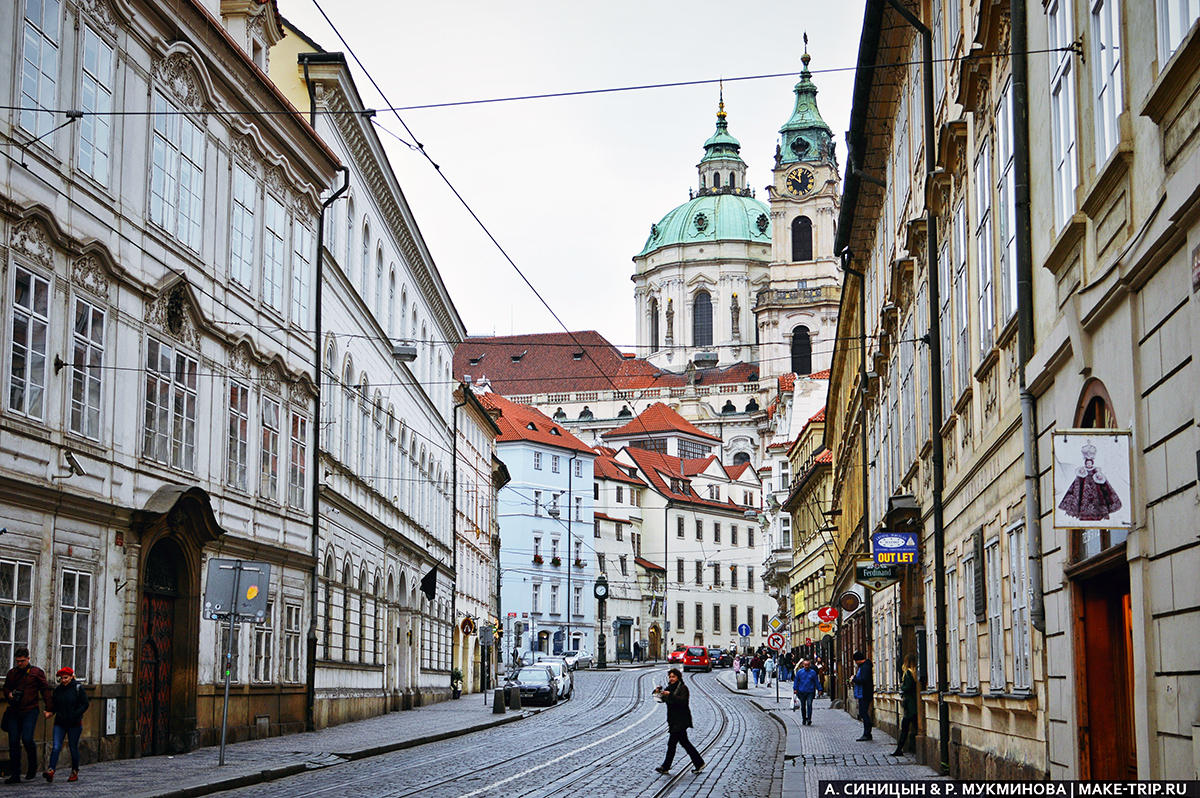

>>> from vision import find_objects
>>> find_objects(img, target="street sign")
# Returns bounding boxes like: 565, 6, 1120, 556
767, 615, 785, 633
818, 622, 833, 633
507, 612, 517, 618
738, 635, 750, 648
805, 637, 812, 645
737, 623, 751, 637
479, 625, 494, 647
856, 558, 901, 590
202, 559, 271, 622
766, 632, 786, 650
816, 606, 839, 623
872, 531, 918, 565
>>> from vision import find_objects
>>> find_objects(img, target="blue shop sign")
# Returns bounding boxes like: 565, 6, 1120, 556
872, 532, 919, 565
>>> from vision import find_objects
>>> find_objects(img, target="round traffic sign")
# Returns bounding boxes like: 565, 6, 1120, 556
737, 623, 751, 637
767, 632, 786, 650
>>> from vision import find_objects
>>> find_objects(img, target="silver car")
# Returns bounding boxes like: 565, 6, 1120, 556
535, 657, 573, 699
561, 649, 593, 670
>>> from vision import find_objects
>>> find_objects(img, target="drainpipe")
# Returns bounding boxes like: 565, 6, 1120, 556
883, 0, 950, 774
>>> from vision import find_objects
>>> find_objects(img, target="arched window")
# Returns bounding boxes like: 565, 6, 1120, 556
791, 216, 813, 261
341, 359, 354, 464
1070, 379, 1125, 562
373, 395, 384, 480
400, 288, 408, 339
375, 246, 384, 318
360, 220, 370, 297
693, 291, 713, 347
712, 172, 721, 188
745, 398, 759, 412
791, 325, 812, 375
388, 270, 396, 335
359, 566, 368, 663
649, 297, 659, 352
733, 451, 751, 465
322, 341, 336, 449
344, 196, 354, 271
358, 376, 370, 477
729, 172, 736, 188
323, 554, 334, 656
341, 560, 352, 661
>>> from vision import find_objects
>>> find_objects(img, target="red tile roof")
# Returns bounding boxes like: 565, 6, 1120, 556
808, 369, 831, 379
623, 448, 749, 512
602, 402, 721, 442
681, 456, 718, 476
778, 373, 796, 391
593, 512, 631, 524
476, 392, 593, 454
808, 407, 826, 423
726, 462, 754, 480
635, 556, 665, 572
453, 331, 759, 395
593, 451, 647, 486
814, 448, 833, 464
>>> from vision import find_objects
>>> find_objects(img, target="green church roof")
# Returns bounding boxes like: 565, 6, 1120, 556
699, 95, 744, 164
779, 46, 835, 165
638, 193, 772, 257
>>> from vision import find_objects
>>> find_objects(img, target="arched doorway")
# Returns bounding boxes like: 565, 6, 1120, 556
138, 538, 181, 756
648, 624, 661, 661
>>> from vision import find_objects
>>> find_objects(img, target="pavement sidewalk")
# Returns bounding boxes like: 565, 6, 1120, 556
715, 669, 946, 797
66, 690, 541, 798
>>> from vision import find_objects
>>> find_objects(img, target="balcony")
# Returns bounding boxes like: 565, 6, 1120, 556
754, 285, 840, 310
763, 547, 794, 584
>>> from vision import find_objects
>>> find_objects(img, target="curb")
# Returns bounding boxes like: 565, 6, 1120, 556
145, 708, 535, 798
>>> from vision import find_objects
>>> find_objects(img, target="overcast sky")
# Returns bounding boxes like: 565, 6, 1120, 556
281, 1, 865, 349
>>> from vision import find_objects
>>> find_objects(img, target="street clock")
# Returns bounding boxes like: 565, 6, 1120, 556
594, 574, 609, 600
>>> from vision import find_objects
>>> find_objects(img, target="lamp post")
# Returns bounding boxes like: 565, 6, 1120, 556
594, 574, 609, 668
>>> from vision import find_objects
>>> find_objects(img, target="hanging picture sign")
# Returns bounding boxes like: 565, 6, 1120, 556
1052, 429, 1132, 529
872, 532, 918, 565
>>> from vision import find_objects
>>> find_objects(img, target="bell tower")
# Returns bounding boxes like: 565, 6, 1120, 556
756, 37, 843, 380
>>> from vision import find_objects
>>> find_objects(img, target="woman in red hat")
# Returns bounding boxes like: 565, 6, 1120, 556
42, 667, 88, 783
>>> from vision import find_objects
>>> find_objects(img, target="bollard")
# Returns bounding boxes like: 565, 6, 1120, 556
507, 685, 522, 710
737, 671, 748, 690
492, 688, 506, 714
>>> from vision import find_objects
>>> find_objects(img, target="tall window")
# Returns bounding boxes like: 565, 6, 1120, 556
1092, 0, 1124, 163
150, 93, 204, 250
549, 584, 559, 614
953, 202, 970, 396
901, 317, 915, 467
283, 604, 301, 682
695, 520, 703, 541
288, 412, 308, 508
69, 298, 104, 439
963, 551, 980, 690
996, 83, 1018, 324
677, 517, 684, 538
676, 558, 684, 583
677, 602, 685, 630
358, 388, 368, 477
985, 538, 1005, 691
9, 266, 50, 420
360, 221, 370, 299
932, 0, 946, 103
260, 397, 280, 499
143, 338, 198, 471
375, 248, 384, 319
947, 564, 961, 688
730, 565, 738, 589
694, 560, 703, 585
0, 559, 33, 669
649, 297, 660, 351
974, 138, 995, 355
230, 166, 256, 286
226, 381, 249, 489
791, 216, 813, 261
1008, 524, 1032, 690
341, 362, 354, 465
924, 576, 937, 686
344, 197, 354, 271
252, 601, 273, 682
292, 224, 313, 324
388, 271, 396, 335
790, 326, 812, 374
695, 602, 703, 630
59, 570, 90, 681
78, 26, 113, 184
1157, 0, 1199, 59
730, 604, 737, 631
938, 238, 953, 419
1048, 0, 1078, 230
619, 555, 628, 576
263, 195, 286, 312
692, 291, 712, 347
20, 0, 60, 137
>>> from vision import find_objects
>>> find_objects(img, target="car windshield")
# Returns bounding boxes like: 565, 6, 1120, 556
516, 668, 550, 683
562, 650, 578, 657
687, 647, 706, 656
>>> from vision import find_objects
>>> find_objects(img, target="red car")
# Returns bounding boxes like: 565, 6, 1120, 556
682, 646, 712, 672
667, 645, 687, 664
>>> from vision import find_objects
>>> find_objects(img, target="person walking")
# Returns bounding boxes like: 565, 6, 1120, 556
892, 655, 919, 756
764, 653, 775, 686
652, 668, 705, 775
851, 650, 874, 741
793, 659, 820, 725
815, 657, 827, 697
749, 653, 764, 687
43, 667, 89, 783
3, 647, 53, 783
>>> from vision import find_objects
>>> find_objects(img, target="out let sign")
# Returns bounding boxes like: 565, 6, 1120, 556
872, 532, 918, 565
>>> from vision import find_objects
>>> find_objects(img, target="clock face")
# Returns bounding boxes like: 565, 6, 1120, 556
595, 583, 608, 599
785, 167, 815, 197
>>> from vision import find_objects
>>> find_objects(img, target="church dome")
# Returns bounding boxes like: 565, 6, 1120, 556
638, 192, 772, 257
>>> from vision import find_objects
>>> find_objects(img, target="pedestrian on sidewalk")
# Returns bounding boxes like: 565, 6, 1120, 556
850, 650, 874, 742
652, 668, 704, 775
764, 654, 775, 686
815, 657, 827, 697
43, 667, 88, 783
792, 659, 820, 725
2, 647, 53, 783
633, 641, 641, 663
749, 653, 764, 687
892, 655, 919, 756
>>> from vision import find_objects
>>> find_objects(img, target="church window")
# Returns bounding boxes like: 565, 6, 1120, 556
617, 406, 632, 418
791, 325, 812, 375
579, 406, 593, 420
729, 172, 736, 188
712, 173, 721, 188
692, 291, 713, 348
733, 451, 750, 466
649, 297, 659, 352
791, 216, 813, 261
721, 400, 735, 414
745, 398, 759, 413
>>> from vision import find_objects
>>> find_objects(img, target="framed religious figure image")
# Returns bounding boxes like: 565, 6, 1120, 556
1052, 429, 1133, 529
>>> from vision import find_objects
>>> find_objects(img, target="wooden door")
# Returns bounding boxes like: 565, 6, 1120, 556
1076, 568, 1136, 778
137, 593, 175, 756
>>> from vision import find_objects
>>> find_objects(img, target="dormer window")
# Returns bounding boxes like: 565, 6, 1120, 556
468, 356, 483, 366
511, 350, 526, 362
526, 422, 537, 431
572, 351, 583, 360
549, 428, 561, 436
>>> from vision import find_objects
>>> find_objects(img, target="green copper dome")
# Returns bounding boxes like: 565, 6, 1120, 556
779, 47, 835, 166
700, 96, 744, 164
638, 193, 772, 256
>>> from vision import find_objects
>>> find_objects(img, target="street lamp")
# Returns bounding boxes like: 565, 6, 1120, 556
594, 574, 609, 669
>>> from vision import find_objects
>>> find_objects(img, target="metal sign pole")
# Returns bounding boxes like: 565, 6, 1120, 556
218, 562, 242, 767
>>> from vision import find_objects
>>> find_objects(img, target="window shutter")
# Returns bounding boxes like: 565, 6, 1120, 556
973, 527, 987, 620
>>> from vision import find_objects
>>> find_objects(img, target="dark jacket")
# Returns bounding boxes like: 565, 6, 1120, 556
852, 659, 874, 700
3, 665, 52, 713
659, 678, 693, 730
749, 656, 763, 671
50, 680, 89, 728
899, 669, 918, 718
793, 665, 820, 694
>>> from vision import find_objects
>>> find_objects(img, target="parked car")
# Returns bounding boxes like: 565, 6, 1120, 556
682, 646, 712, 673
507, 665, 558, 705
561, 649, 593, 670
536, 657, 573, 699
667, 644, 687, 664
708, 647, 732, 668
